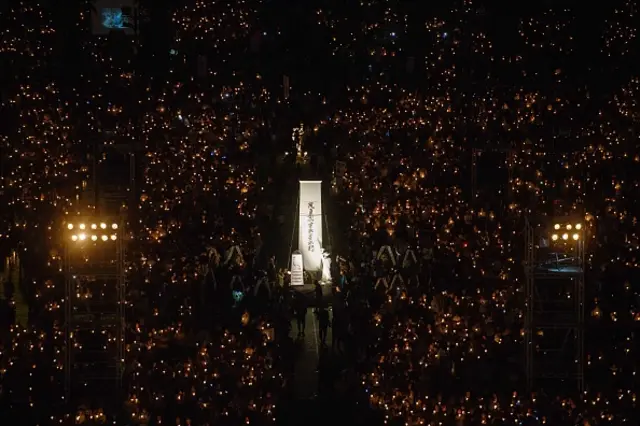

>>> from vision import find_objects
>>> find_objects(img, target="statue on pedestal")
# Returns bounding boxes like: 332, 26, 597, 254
321, 248, 332, 283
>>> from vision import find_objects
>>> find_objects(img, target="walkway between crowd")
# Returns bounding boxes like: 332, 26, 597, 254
278, 284, 335, 425
290, 285, 333, 398
292, 308, 326, 399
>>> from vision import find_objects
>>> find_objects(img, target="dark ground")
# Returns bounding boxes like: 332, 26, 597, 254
277, 284, 380, 426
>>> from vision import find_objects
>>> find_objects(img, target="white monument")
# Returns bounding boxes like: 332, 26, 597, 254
298, 181, 323, 273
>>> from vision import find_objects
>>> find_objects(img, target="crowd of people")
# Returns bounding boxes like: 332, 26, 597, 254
0, 1, 294, 425
0, 1, 639, 425
306, 1, 640, 425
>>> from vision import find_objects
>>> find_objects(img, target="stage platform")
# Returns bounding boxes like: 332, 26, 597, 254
535, 265, 583, 275
291, 283, 333, 307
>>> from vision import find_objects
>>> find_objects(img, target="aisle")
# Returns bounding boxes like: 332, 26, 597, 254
280, 308, 338, 425
283, 306, 378, 426
291, 309, 329, 399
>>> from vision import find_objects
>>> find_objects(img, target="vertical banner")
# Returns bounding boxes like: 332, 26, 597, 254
283, 75, 290, 100
298, 181, 323, 272
291, 252, 304, 286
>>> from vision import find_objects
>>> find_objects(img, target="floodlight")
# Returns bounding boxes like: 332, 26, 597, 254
91, 223, 97, 230
562, 233, 569, 240
575, 223, 582, 230
79, 224, 86, 230
572, 233, 579, 241
71, 235, 78, 241
551, 234, 559, 241
112, 223, 118, 230
91, 235, 98, 241
101, 235, 108, 241
100, 223, 107, 229
554, 224, 561, 230
110, 234, 117, 241
566, 224, 572, 230
67, 224, 74, 230
79, 233, 87, 241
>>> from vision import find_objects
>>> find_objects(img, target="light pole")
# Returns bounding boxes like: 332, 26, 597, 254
63, 217, 126, 403
525, 218, 585, 392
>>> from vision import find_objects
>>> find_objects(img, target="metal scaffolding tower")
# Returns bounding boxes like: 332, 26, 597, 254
524, 217, 585, 392
63, 217, 126, 403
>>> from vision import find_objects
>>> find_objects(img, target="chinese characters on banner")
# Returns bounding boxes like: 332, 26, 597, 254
298, 181, 323, 272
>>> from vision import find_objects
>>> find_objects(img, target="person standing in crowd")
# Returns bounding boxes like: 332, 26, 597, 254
317, 307, 330, 346
314, 280, 323, 311
331, 313, 342, 352
267, 256, 276, 282
331, 286, 345, 351
294, 295, 307, 336
276, 268, 285, 288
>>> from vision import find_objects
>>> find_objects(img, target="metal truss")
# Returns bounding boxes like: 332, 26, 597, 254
63, 217, 126, 403
524, 217, 585, 393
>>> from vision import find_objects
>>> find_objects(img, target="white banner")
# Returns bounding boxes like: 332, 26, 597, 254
283, 75, 290, 99
298, 181, 323, 271
291, 252, 304, 286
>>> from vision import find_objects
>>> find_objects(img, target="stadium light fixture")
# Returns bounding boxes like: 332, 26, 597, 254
66, 219, 121, 243
550, 221, 584, 244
